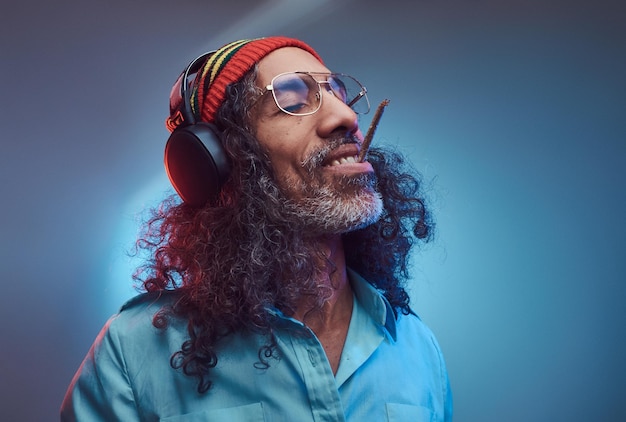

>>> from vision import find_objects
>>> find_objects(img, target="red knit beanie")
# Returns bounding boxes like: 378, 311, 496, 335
166, 36, 323, 131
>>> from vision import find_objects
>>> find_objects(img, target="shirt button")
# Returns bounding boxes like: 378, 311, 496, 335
307, 349, 316, 366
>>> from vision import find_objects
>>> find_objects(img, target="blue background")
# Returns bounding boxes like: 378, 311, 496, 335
1, 0, 624, 420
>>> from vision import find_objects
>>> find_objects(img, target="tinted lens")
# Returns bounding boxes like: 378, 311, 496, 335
329, 74, 370, 114
272, 73, 320, 115
328, 76, 348, 102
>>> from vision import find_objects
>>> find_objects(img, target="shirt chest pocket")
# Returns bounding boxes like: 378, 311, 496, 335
386, 403, 436, 422
160, 402, 265, 422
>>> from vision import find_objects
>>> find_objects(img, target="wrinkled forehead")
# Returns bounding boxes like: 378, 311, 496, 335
256, 47, 330, 87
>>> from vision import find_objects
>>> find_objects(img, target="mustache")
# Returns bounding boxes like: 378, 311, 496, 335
302, 134, 360, 170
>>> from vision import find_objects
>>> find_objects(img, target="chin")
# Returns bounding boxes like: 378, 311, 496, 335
339, 190, 384, 233
302, 187, 384, 235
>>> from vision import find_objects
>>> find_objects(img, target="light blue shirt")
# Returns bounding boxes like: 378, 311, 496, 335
61, 269, 452, 421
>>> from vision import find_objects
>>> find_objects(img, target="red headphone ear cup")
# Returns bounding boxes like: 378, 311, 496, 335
164, 123, 230, 206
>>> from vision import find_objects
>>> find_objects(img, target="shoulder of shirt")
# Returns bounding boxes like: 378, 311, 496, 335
119, 290, 179, 312
396, 306, 443, 349
90, 291, 187, 370
103, 290, 182, 334
398, 307, 431, 328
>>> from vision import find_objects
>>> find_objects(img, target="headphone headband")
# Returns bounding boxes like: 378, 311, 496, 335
167, 51, 216, 131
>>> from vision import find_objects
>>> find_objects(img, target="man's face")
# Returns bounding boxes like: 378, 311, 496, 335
253, 47, 383, 234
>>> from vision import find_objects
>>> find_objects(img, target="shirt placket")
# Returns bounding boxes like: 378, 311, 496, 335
280, 322, 347, 422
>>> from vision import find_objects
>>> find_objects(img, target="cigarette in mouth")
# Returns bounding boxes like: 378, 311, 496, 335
357, 99, 390, 162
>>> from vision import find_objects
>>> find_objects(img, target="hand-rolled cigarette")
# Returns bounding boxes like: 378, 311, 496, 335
357, 99, 390, 162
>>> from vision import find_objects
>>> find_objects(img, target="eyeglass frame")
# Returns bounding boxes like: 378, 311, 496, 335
262, 71, 370, 116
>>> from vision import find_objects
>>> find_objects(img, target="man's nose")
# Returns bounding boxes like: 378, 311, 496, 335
315, 88, 360, 139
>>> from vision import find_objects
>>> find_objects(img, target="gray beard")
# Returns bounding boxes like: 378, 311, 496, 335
287, 172, 384, 235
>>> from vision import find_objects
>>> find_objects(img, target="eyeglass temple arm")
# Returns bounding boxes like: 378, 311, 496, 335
347, 87, 368, 108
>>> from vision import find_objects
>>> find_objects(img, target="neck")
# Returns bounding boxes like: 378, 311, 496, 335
293, 234, 354, 375
293, 234, 353, 333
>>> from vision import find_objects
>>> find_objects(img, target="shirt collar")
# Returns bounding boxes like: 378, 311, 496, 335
347, 268, 398, 342
265, 268, 399, 342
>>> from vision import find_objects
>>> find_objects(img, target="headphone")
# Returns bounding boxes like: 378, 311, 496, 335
164, 51, 230, 207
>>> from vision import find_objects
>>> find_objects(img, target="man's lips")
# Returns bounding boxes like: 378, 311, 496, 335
319, 143, 374, 173
323, 160, 374, 175
326, 155, 360, 167
321, 144, 362, 167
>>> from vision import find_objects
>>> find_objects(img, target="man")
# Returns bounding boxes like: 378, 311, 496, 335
61, 36, 452, 421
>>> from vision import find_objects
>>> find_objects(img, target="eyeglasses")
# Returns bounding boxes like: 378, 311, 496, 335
264, 72, 370, 116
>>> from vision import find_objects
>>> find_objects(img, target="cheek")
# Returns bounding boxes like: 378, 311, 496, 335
270, 149, 301, 179
255, 118, 315, 179
265, 131, 302, 168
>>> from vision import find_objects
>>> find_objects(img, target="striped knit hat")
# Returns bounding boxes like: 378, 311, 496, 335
166, 36, 323, 132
